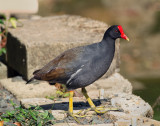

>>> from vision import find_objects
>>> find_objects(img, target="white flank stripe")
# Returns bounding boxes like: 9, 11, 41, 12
67, 65, 84, 85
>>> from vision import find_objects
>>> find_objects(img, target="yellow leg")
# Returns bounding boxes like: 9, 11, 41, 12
68, 88, 118, 123
69, 91, 74, 114
82, 87, 117, 114
82, 87, 96, 109
68, 91, 81, 123
68, 91, 90, 116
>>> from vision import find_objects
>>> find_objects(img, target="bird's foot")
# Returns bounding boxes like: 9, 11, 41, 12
68, 112, 80, 123
68, 110, 92, 117
67, 111, 91, 123
67, 107, 119, 123
67, 110, 94, 123
90, 106, 119, 114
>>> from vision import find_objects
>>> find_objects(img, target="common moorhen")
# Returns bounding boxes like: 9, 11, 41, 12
27, 25, 129, 120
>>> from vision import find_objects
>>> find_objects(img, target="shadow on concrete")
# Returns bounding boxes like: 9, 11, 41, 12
40, 99, 102, 111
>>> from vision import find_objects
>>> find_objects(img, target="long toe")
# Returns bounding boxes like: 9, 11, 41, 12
92, 106, 119, 114
68, 110, 92, 118
67, 110, 93, 123
68, 112, 80, 123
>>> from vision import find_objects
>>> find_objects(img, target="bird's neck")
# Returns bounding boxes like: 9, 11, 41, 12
99, 37, 115, 49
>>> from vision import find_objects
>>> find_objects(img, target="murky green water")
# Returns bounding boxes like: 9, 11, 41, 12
133, 78, 160, 120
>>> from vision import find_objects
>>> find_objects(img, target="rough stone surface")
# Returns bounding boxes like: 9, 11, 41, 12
0, 84, 20, 113
0, 76, 57, 100
20, 94, 157, 125
0, 73, 131, 100
20, 98, 55, 108
7, 15, 120, 80
54, 123, 114, 126
109, 112, 160, 126
20, 93, 153, 120
110, 93, 153, 117
0, 62, 7, 79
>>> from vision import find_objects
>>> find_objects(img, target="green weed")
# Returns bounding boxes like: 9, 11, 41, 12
0, 101, 55, 126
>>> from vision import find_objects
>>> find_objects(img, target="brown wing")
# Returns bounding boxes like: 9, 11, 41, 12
41, 67, 65, 81
33, 47, 84, 82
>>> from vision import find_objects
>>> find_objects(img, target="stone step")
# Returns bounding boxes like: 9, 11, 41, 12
20, 93, 157, 126
21, 93, 153, 119
6, 15, 120, 80
0, 73, 131, 100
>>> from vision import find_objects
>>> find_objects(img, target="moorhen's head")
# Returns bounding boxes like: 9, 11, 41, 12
103, 25, 129, 41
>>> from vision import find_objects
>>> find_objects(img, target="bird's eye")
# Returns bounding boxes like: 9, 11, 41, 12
115, 30, 118, 32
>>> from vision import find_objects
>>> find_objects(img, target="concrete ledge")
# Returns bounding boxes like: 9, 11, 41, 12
20, 94, 156, 125
0, 76, 57, 100
0, 73, 131, 100
7, 15, 120, 80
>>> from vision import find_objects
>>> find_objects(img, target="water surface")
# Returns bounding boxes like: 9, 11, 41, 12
133, 78, 160, 120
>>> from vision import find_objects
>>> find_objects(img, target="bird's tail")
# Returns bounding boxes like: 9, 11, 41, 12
26, 77, 34, 84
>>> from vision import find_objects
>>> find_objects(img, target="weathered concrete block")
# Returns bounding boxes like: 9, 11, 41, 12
0, 76, 57, 100
7, 15, 120, 80
20, 94, 156, 125
110, 93, 153, 117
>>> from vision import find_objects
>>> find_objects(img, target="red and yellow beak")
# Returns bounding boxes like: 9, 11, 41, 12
121, 33, 129, 41
118, 25, 129, 41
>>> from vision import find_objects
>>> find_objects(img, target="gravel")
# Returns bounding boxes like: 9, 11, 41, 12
0, 84, 20, 114
60, 112, 116, 125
